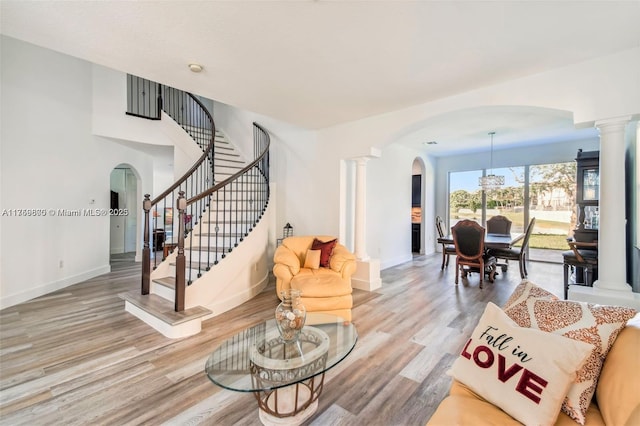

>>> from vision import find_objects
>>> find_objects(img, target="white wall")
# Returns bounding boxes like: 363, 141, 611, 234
0, 36, 155, 308
367, 144, 423, 268
213, 102, 336, 238
92, 65, 203, 192
92, 66, 175, 148
317, 47, 640, 159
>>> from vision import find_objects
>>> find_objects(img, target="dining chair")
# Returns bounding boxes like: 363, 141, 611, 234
451, 220, 496, 289
487, 215, 512, 270
488, 217, 536, 279
562, 239, 598, 299
436, 216, 456, 270
486, 215, 512, 234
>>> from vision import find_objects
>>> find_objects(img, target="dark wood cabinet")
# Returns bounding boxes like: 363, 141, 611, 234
412, 223, 421, 253
412, 174, 422, 253
412, 175, 421, 207
566, 150, 599, 289
574, 150, 599, 243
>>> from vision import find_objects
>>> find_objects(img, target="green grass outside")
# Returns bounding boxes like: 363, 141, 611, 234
453, 211, 571, 250
528, 234, 569, 250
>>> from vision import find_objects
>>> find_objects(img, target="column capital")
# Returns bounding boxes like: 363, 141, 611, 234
594, 115, 633, 131
354, 157, 370, 166
351, 147, 382, 163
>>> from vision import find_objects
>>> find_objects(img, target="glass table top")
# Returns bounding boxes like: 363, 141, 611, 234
205, 313, 357, 392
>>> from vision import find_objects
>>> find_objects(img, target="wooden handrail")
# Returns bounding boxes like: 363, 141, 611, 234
150, 94, 216, 205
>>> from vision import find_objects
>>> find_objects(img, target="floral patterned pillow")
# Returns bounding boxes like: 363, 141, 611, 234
503, 280, 637, 425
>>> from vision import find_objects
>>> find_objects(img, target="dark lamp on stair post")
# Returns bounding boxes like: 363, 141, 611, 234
177, 196, 187, 211
283, 223, 294, 238
143, 194, 151, 212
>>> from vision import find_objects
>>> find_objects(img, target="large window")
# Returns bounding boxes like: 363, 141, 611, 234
449, 170, 482, 229
448, 161, 576, 262
486, 166, 525, 234
528, 162, 576, 258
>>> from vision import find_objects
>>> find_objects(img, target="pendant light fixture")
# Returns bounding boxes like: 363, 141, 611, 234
478, 131, 505, 191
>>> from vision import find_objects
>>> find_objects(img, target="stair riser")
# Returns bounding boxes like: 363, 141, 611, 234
214, 165, 244, 174
204, 195, 266, 205
168, 264, 214, 279
208, 181, 264, 191
214, 150, 239, 156
214, 160, 244, 168
195, 215, 261, 229
187, 234, 248, 247
200, 201, 264, 210
152, 283, 174, 301
214, 179, 266, 190
182, 249, 231, 263
195, 211, 263, 223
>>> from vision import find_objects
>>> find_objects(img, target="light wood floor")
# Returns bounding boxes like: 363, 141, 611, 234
0, 253, 564, 425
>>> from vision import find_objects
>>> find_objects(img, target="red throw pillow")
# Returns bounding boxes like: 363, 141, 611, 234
311, 238, 337, 268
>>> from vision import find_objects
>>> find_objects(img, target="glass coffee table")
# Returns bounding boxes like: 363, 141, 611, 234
205, 313, 357, 425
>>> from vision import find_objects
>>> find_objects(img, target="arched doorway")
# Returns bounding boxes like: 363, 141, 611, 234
109, 165, 141, 263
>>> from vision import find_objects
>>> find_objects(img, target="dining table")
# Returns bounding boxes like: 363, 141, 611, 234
437, 232, 525, 272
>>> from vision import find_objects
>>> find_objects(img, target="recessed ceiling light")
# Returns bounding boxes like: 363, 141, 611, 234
188, 63, 203, 73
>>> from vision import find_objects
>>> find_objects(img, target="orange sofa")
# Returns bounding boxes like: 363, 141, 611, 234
427, 315, 640, 425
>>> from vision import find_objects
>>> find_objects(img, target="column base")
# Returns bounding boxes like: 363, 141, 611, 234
352, 259, 382, 291
568, 284, 640, 310
593, 279, 633, 293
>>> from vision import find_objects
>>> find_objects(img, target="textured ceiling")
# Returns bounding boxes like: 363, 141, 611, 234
2, 1, 639, 153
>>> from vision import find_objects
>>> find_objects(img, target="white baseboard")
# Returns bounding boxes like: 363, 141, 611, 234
380, 253, 413, 270
0, 265, 111, 310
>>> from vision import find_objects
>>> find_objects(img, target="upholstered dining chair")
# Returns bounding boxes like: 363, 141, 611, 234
488, 217, 536, 279
486, 215, 512, 234
562, 239, 598, 299
451, 220, 496, 289
436, 216, 456, 270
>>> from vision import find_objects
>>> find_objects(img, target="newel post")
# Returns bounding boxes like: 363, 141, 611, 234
175, 191, 186, 312
142, 194, 151, 295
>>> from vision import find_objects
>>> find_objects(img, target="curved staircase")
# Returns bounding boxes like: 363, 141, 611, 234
119, 76, 271, 338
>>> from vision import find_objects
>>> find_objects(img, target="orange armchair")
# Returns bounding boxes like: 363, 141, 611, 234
273, 236, 356, 322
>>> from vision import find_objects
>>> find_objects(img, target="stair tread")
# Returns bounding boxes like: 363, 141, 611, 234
153, 276, 175, 288
185, 246, 228, 252
169, 261, 213, 271
199, 219, 255, 224
119, 291, 211, 326
193, 232, 243, 237
215, 159, 245, 164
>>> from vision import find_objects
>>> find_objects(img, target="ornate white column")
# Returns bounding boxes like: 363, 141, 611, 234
354, 157, 370, 261
593, 117, 631, 292
569, 116, 640, 309
350, 153, 381, 292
